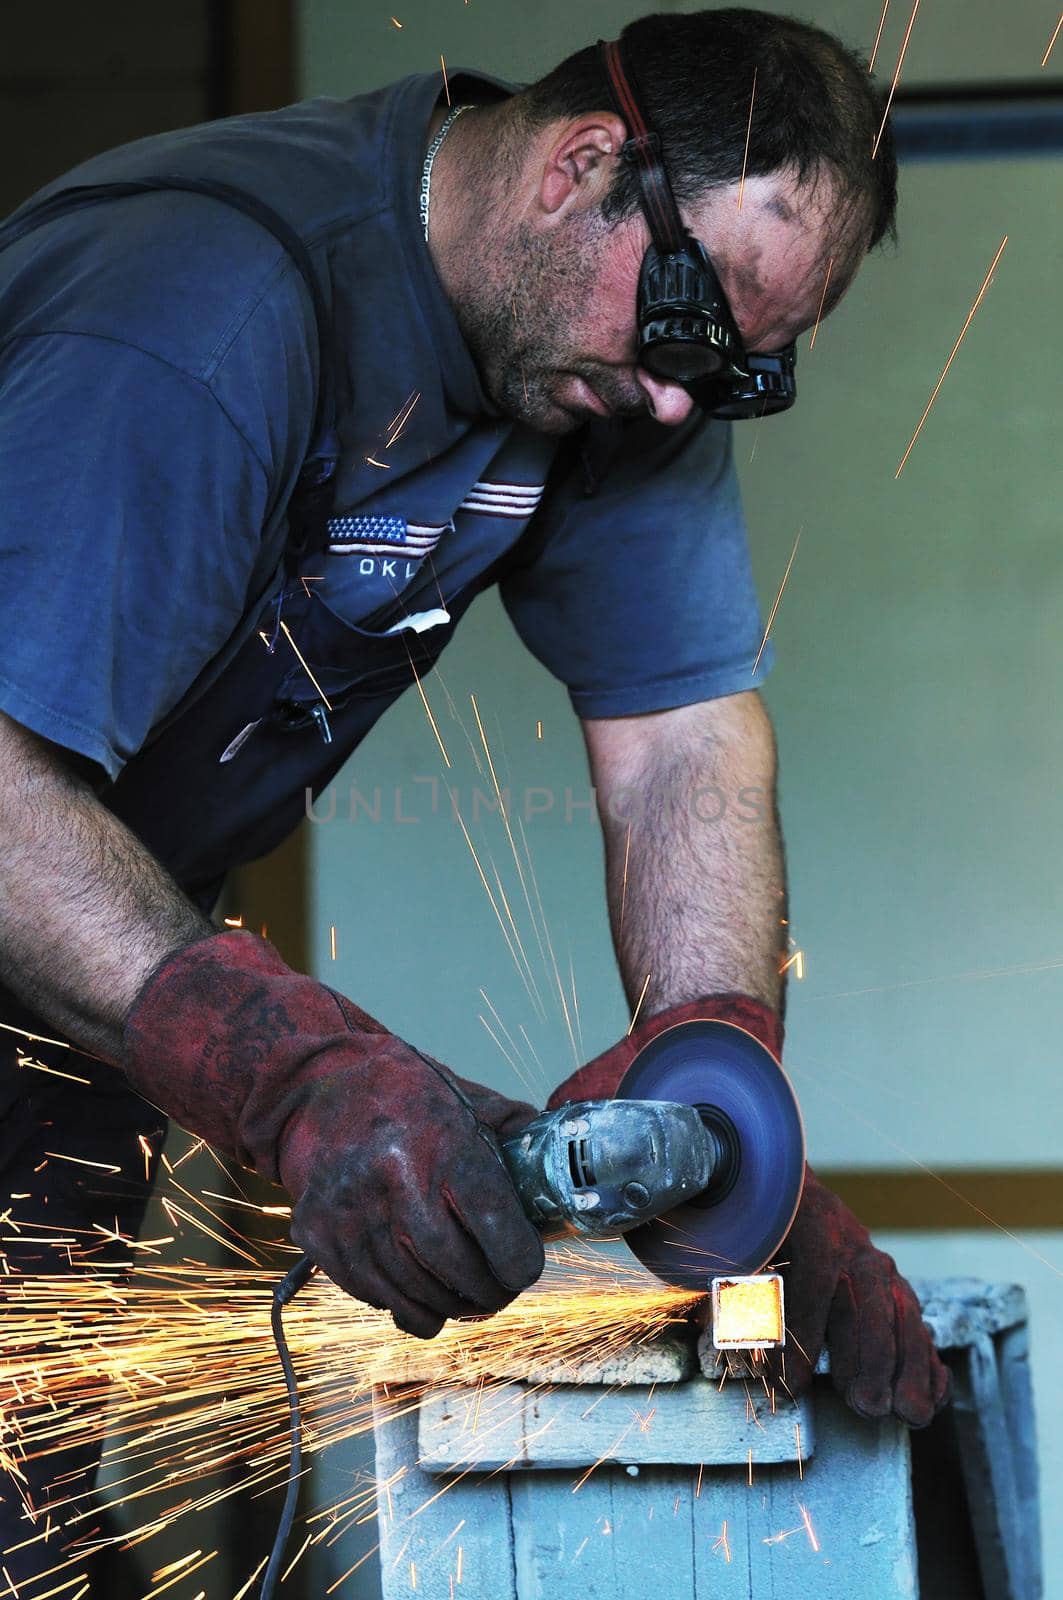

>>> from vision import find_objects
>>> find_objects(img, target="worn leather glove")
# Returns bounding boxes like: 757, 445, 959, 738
122, 929, 544, 1337
767, 1166, 951, 1427
548, 993, 949, 1427
546, 993, 782, 1108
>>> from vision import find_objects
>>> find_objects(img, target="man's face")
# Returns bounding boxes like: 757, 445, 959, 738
460, 170, 854, 437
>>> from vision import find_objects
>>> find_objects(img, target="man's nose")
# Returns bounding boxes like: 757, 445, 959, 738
634, 367, 696, 426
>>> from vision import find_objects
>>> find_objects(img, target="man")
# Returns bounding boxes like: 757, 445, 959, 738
0, 6, 948, 1572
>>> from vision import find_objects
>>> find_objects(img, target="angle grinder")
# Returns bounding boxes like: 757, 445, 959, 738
262, 1018, 804, 1598
501, 1018, 805, 1292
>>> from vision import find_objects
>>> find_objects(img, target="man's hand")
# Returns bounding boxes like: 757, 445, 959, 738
765, 1168, 951, 1428
123, 930, 544, 1336
547, 992, 782, 1109
549, 992, 950, 1428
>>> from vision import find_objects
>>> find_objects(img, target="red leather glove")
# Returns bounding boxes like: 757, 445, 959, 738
547, 993, 782, 1107
548, 994, 949, 1427
122, 930, 544, 1337
769, 1167, 951, 1427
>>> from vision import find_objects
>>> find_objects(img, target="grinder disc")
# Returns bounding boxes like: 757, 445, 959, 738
615, 1020, 805, 1288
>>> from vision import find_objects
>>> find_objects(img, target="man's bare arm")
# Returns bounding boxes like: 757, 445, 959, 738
582, 690, 787, 1017
0, 711, 211, 1059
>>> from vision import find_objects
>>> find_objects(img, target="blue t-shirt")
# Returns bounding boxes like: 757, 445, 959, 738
0, 70, 772, 783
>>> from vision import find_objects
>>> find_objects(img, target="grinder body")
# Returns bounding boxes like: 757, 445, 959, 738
502, 1098, 720, 1238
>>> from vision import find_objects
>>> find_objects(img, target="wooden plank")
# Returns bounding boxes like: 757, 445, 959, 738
511, 1468, 613, 1600
373, 1386, 516, 1600
996, 1322, 1042, 1596
765, 1388, 916, 1599
417, 1379, 813, 1472
512, 1463, 700, 1600
952, 1335, 1032, 1600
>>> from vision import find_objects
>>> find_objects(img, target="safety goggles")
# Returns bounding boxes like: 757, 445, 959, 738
600, 37, 798, 420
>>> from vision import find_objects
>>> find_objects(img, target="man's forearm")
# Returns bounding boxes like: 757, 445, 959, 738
0, 712, 211, 1059
585, 694, 788, 1019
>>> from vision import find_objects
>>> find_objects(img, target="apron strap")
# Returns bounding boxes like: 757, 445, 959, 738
0, 174, 341, 568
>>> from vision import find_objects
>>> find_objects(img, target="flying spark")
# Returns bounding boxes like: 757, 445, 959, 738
799, 1502, 821, 1551
386, 390, 421, 449
867, 0, 891, 72
872, 0, 922, 159
808, 257, 834, 349
737, 69, 758, 210
0, 1213, 699, 1595
441, 54, 451, 106
752, 526, 802, 674
260, 622, 333, 712
627, 972, 652, 1033
895, 235, 1008, 477
1042, 11, 1062, 64
619, 822, 633, 942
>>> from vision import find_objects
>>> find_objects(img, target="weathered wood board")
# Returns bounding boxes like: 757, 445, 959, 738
416, 1377, 812, 1471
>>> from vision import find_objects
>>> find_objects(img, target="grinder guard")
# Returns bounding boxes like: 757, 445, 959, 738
617, 1020, 806, 1288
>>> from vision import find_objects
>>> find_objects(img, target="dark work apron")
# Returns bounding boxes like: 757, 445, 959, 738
0, 178, 490, 1550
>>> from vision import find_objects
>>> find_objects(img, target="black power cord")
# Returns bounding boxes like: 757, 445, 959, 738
261, 1254, 316, 1599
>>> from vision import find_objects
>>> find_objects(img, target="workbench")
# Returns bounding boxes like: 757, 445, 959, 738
370, 1277, 1039, 1599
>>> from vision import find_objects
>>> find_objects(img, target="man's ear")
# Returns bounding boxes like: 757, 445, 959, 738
538, 113, 628, 218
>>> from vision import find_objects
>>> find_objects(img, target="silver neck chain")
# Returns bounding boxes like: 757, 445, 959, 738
420, 104, 471, 243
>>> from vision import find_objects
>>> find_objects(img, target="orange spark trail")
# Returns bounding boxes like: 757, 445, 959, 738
440, 54, 451, 106
12, 1051, 91, 1085
798, 1502, 821, 1551
867, 0, 892, 73
1042, 11, 1062, 65
895, 235, 1008, 477
0, 1020, 75, 1051
752, 526, 802, 675
448, 800, 542, 1010
571, 1419, 638, 1493
807, 950, 1063, 1003
627, 972, 652, 1033
737, 69, 758, 210
386, 390, 421, 449
788, 1056, 1061, 1276
470, 693, 547, 990
618, 821, 633, 941
872, 0, 922, 160
808, 257, 834, 350
406, 650, 452, 768
261, 622, 333, 712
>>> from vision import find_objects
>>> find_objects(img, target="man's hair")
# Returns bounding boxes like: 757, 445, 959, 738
517, 8, 897, 272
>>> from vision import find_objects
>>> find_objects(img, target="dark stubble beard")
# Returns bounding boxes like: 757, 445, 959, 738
452, 213, 609, 436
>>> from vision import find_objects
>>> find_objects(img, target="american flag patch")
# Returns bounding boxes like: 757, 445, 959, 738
327, 513, 448, 557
